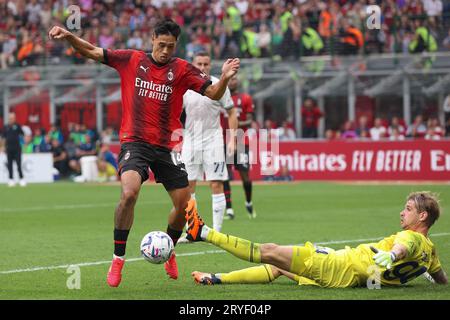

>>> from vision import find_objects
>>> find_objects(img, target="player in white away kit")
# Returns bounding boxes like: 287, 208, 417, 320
181, 52, 238, 236
180, 52, 238, 238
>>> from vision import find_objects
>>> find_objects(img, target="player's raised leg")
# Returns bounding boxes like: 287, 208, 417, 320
107, 170, 142, 287
164, 186, 191, 279
192, 264, 275, 285
186, 210, 298, 273
192, 264, 300, 285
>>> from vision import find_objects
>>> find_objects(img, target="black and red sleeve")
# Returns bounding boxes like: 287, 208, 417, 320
183, 62, 212, 95
102, 49, 134, 72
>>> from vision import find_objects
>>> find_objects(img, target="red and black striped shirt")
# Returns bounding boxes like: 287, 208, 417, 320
102, 49, 211, 150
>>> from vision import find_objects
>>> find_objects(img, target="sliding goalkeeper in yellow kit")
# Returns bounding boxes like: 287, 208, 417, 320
184, 191, 447, 287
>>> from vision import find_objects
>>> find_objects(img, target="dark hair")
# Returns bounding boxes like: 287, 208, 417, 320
153, 19, 181, 40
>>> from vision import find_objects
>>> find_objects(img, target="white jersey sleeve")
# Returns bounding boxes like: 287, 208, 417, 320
220, 86, 234, 110
183, 75, 230, 147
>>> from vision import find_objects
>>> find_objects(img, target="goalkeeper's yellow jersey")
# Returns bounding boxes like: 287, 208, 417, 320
297, 230, 442, 287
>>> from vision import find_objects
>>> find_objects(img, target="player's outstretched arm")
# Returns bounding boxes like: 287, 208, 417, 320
371, 244, 408, 269
226, 107, 238, 156
204, 58, 240, 100
430, 269, 448, 285
48, 26, 104, 62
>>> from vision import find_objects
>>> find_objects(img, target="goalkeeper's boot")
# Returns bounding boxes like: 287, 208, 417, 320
164, 252, 178, 280
185, 199, 205, 242
192, 271, 222, 285
245, 202, 256, 219
107, 255, 125, 287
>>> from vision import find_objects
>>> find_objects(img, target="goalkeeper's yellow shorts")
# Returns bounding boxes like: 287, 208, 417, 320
291, 242, 359, 288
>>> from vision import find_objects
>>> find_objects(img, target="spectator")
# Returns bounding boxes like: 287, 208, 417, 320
423, 0, 443, 17
388, 116, 407, 137
51, 138, 69, 178
39, 1, 52, 29
446, 118, 450, 137
211, 24, 226, 59
299, 22, 324, 56
301, 98, 323, 138
280, 14, 301, 59
325, 129, 340, 140
186, 33, 208, 61
68, 134, 97, 174
444, 94, 450, 127
22, 135, 35, 154
369, 118, 387, 140
443, 30, 450, 50
48, 125, 64, 144
339, 19, 364, 55
223, 0, 243, 58
99, 26, 115, 49
246, 120, 260, 144
276, 165, 293, 181
355, 115, 370, 138
1, 0, 449, 69
260, 119, 278, 142
69, 123, 86, 146
26, 0, 42, 25
37, 134, 52, 153
127, 30, 143, 50
318, 2, 340, 40
407, 115, 427, 138
408, 19, 437, 54
257, 23, 272, 57
0, 34, 17, 69
32, 128, 44, 150
100, 126, 119, 144
389, 127, 406, 141
97, 143, 118, 182
425, 118, 444, 140
340, 120, 358, 139
277, 120, 296, 141
241, 24, 261, 58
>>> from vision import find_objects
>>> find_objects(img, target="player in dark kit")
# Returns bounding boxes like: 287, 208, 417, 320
49, 19, 240, 287
1, 113, 26, 187
222, 75, 256, 220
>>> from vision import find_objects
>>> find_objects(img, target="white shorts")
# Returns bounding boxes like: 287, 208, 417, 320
182, 140, 228, 181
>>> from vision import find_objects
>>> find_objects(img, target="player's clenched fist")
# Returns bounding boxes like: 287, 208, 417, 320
222, 58, 240, 80
48, 26, 71, 40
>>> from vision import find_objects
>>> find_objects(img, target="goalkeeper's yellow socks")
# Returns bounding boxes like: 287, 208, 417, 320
205, 229, 261, 263
217, 265, 275, 284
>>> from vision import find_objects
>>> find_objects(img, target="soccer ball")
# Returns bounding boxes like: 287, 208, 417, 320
140, 231, 174, 264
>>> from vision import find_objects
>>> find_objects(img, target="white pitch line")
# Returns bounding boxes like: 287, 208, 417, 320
2, 232, 450, 275
0, 250, 225, 274
0, 200, 170, 213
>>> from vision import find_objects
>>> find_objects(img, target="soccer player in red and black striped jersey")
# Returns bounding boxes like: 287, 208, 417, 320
49, 19, 240, 287
221, 75, 256, 220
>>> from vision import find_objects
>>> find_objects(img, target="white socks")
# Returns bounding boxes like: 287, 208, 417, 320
212, 193, 226, 232
201, 225, 211, 240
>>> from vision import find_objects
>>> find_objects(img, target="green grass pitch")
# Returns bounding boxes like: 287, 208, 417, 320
0, 181, 449, 300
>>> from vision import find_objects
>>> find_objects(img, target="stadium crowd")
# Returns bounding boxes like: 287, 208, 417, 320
255, 112, 448, 141
1, 0, 450, 69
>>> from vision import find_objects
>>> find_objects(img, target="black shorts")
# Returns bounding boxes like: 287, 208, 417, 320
118, 142, 188, 191
226, 144, 250, 172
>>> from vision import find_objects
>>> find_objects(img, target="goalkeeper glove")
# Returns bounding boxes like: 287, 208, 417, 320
370, 246, 396, 270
